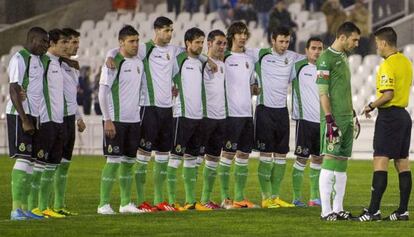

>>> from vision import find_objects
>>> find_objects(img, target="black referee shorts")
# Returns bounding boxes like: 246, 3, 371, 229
373, 106, 412, 159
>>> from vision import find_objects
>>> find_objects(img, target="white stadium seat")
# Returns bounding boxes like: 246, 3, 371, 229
403, 44, 414, 62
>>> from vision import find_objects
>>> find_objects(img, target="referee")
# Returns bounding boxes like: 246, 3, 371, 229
356, 27, 413, 221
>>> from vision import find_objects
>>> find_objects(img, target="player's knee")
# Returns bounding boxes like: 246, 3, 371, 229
394, 158, 410, 173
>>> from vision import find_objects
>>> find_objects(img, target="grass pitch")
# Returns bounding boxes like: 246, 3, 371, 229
0, 156, 412, 237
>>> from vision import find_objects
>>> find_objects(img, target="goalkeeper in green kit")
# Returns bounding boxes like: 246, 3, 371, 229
316, 22, 361, 221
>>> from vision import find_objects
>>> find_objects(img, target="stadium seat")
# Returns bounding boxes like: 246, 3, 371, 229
362, 54, 382, 71
155, 3, 167, 14
176, 12, 191, 23
9, 45, 23, 55
118, 12, 133, 23
403, 44, 414, 62
191, 12, 205, 22
133, 12, 147, 22
302, 19, 318, 32
348, 54, 362, 74
295, 11, 309, 27
287, 2, 302, 18
104, 11, 118, 22
95, 20, 110, 31
206, 12, 218, 24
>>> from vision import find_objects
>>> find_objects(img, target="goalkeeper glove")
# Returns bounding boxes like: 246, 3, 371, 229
325, 114, 341, 144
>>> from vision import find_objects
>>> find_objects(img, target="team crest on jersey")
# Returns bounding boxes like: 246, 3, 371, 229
245, 62, 249, 69
284, 57, 288, 65
108, 145, 113, 153
37, 149, 44, 158
19, 143, 26, 152
327, 143, 334, 152
225, 141, 232, 149
166, 53, 170, 60
113, 146, 120, 153
175, 144, 182, 153
296, 146, 302, 154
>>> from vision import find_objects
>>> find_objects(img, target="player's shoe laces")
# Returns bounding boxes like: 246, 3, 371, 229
383, 210, 409, 221
119, 203, 145, 214
292, 200, 307, 207
352, 208, 381, 222
221, 198, 234, 209
262, 198, 280, 208
97, 204, 116, 215
137, 202, 157, 212
53, 208, 78, 216
25, 210, 46, 219
42, 208, 66, 218
321, 213, 337, 221
203, 201, 221, 210
272, 197, 295, 208
233, 199, 259, 208
308, 199, 321, 207
156, 202, 176, 211
336, 210, 353, 220
10, 208, 27, 220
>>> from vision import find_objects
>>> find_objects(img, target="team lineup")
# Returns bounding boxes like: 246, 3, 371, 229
6, 16, 412, 222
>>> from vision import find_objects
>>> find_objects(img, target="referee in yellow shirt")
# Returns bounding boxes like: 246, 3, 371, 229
355, 27, 413, 222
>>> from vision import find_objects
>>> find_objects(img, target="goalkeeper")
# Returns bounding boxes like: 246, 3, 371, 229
316, 22, 361, 221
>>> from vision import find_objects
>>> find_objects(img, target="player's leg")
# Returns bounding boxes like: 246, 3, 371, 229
255, 105, 275, 207
154, 107, 173, 207
97, 122, 124, 214
270, 108, 292, 207
54, 115, 76, 215
233, 117, 257, 208
291, 120, 308, 207
38, 123, 65, 218
119, 122, 142, 213
135, 149, 151, 210
308, 155, 322, 206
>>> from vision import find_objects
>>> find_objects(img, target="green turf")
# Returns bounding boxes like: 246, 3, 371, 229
0, 156, 412, 236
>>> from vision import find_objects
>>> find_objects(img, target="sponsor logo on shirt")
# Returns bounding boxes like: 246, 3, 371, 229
229, 64, 238, 67
317, 70, 330, 80
304, 73, 313, 77
52, 70, 59, 73
124, 69, 132, 72
185, 67, 194, 70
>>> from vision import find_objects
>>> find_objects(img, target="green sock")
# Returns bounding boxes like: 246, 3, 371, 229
135, 154, 150, 205
234, 158, 248, 202
11, 159, 31, 210
218, 158, 232, 201
99, 159, 120, 207
292, 161, 306, 201
119, 157, 135, 206
153, 154, 168, 205
28, 163, 44, 210
258, 157, 273, 199
39, 164, 57, 211
271, 159, 286, 197
309, 162, 321, 200
21, 165, 33, 211
53, 160, 70, 209
201, 160, 218, 204
183, 157, 197, 204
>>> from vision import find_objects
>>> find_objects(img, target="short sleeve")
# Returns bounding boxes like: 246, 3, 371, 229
7, 53, 25, 84
99, 65, 116, 88
377, 62, 395, 92
316, 54, 330, 85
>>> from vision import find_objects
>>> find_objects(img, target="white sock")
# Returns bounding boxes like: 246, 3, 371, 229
332, 171, 347, 213
319, 168, 335, 217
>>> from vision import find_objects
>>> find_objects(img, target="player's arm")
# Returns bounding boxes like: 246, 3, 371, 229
172, 45, 218, 72
75, 108, 86, 132
8, 55, 34, 134
98, 66, 116, 139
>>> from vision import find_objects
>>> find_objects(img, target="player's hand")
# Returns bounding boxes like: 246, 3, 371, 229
207, 58, 218, 73
77, 119, 86, 133
325, 114, 341, 144
106, 57, 116, 69
361, 102, 374, 119
21, 118, 35, 135
104, 120, 116, 139
19, 88, 27, 101
353, 110, 360, 140
172, 86, 179, 97
251, 84, 261, 96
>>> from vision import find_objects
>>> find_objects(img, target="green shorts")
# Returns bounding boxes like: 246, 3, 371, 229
320, 116, 354, 158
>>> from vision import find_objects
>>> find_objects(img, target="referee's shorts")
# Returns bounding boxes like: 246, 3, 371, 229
373, 106, 412, 159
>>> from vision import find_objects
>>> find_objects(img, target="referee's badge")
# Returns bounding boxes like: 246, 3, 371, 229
166, 53, 170, 60
284, 58, 288, 65
19, 143, 26, 152
245, 62, 249, 69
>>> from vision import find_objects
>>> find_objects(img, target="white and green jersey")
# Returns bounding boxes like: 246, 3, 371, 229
99, 53, 144, 123
291, 58, 320, 123
173, 52, 203, 119
6, 49, 44, 116
61, 61, 79, 117
202, 58, 226, 119
224, 51, 255, 117
39, 52, 64, 123
253, 48, 303, 108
